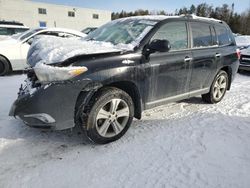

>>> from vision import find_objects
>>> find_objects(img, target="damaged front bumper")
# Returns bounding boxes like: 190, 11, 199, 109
9, 77, 92, 130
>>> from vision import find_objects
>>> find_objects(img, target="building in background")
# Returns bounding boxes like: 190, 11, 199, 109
0, 0, 111, 31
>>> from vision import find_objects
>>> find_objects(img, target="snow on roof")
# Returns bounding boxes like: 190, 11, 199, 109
118, 15, 180, 21
118, 14, 223, 23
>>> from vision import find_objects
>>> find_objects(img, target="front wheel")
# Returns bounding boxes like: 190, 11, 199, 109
202, 70, 229, 104
0, 56, 10, 76
77, 87, 134, 144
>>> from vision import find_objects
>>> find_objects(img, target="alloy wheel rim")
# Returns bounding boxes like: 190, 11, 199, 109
96, 98, 130, 138
213, 75, 227, 100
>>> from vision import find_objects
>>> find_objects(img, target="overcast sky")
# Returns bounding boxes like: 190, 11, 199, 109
32, 0, 250, 13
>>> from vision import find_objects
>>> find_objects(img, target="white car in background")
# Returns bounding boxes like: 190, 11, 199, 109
0, 21, 29, 40
235, 35, 250, 50
0, 28, 87, 75
235, 35, 250, 71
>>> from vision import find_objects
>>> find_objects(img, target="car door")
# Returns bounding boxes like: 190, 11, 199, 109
144, 21, 192, 108
189, 21, 220, 91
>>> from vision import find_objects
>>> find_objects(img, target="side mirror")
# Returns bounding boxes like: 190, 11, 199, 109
26, 38, 34, 45
148, 39, 171, 53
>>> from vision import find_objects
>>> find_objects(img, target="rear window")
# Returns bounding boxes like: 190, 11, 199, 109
215, 25, 231, 46
191, 22, 213, 47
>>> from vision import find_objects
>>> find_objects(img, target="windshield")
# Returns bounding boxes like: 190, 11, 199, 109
12, 28, 43, 40
85, 19, 158, 45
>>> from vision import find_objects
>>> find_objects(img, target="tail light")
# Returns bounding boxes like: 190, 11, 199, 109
236, 49, 241, 60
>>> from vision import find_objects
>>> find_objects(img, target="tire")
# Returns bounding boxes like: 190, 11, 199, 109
0, 56, 10, 76
202, 70, 229, 104
76, 87, 134, 144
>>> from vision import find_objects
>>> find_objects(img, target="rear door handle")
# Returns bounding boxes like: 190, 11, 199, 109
184, 57, 192, 62
215, 53, 221, 58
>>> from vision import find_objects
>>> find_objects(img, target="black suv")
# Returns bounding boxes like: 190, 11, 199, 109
10, 15, 239, 144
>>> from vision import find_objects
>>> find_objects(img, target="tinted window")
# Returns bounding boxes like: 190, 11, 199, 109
68, 11, 75, 17
0, 28, 14, 35
38, 8, 47, 15
14, 28, 29, 34
93, 14, 99, 19
215, 25, 230, 45
191, 22, 213, 47
151, 22, 188, 51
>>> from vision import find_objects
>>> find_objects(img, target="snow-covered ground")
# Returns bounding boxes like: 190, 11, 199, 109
0, 72, 250, 188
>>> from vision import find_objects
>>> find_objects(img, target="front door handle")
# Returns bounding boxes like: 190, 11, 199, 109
184, 57, 192, 62
215, 53, 221, 58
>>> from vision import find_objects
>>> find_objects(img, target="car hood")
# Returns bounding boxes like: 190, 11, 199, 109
27, 36, 134, 67
241, 47, 250, 55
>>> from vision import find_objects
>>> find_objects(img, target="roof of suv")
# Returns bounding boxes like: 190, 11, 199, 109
119, 14, 223, 24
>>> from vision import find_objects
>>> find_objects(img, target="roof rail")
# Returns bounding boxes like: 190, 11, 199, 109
180, 14, 223, 23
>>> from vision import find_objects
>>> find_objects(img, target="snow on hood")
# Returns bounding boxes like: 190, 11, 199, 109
27, 36, 134, 67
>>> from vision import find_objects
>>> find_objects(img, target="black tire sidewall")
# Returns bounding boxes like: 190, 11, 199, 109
86, 88, 134, 144
0, 58, 10, 76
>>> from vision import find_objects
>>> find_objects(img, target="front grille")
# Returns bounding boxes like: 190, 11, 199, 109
240, 55, 250, 65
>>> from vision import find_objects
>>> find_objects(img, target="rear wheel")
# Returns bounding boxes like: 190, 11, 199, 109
76, 87, 134, 144
0, 56, 10, 76
202, 70, 228, 104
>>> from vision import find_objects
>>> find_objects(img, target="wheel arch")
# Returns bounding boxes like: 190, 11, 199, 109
75, 80, 143, 121
107, 81, 142, 119
220, 66, 232, 90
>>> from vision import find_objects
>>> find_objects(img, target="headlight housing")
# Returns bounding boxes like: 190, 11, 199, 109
33, 62, 88, 83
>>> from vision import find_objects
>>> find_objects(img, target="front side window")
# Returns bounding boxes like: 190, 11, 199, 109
38, 8, 47, 15
151, 21, 188, 51
215, 25, 230, 46
191, 22, 213, 48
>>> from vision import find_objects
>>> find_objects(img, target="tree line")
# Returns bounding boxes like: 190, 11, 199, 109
111, 3, 250, 35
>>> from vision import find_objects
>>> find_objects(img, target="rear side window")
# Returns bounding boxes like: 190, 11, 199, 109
0, 27, 14, 35
14, 28, 29, 34
215, 25, 230, 46
151, 21, 188, 51
191, 22, 213, 48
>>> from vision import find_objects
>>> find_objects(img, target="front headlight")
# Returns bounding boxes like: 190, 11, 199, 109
33, 62, 88, 83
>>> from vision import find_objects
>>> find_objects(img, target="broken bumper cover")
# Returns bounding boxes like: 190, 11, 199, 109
9, 80, 91, 130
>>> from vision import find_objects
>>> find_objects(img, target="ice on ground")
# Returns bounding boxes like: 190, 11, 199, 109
0, 73, 250, 188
